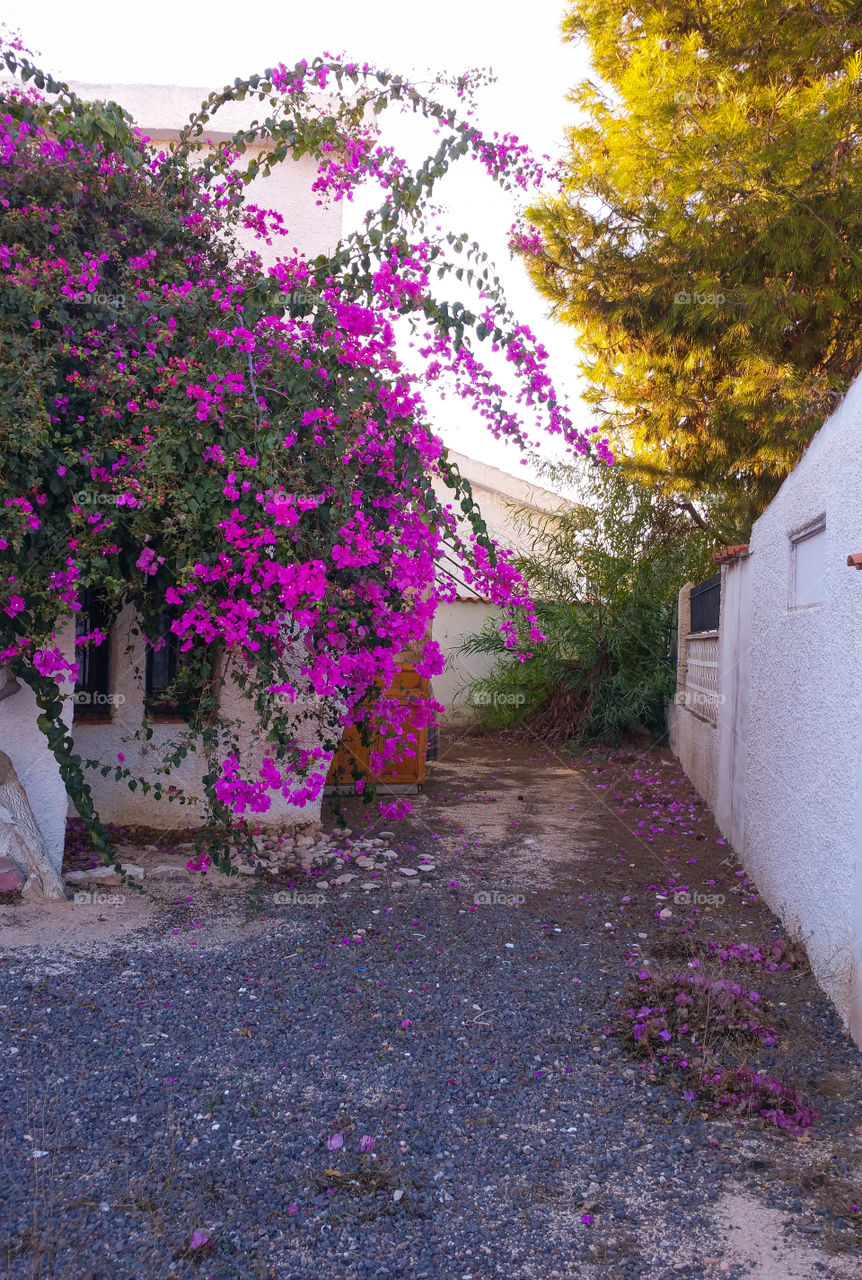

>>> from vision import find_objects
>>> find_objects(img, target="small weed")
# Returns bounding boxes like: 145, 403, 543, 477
242, 892, 263, 925
616, 962, 818, 1134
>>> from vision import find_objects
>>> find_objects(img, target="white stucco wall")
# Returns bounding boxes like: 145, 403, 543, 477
668, 578, 721, 815
668, 701, 720, 815
0, 620, 76, 869
432, 600, 501, 726
432, 450, 569, 576
742, 379, 862, 1037
68, 83, 343, 267
669, 375, 862, 1045
430, 451, 568, 723
71, 606, 330, 830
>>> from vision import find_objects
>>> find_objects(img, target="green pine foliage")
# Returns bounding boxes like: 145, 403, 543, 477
520, 0, 862, 535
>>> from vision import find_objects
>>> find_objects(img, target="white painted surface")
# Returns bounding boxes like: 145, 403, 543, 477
715, 555, 752, 855
0, 620, 76, 869
431, 450, 568, 723
68, 83, 343, 267
743, 381, 862, 1037
432, 450, 569, 598
71, 606, 329, 830
670, 374, 862, 1044
668, 698, 720, 815
432, 600, 500, 725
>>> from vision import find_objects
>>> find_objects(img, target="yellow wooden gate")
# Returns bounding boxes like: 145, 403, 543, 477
325, 667, 428, 793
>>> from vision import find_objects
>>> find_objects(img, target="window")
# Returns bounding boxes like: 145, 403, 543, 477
145, 613, 207, 719
790, 519, 826, 609
73, 593, 113, 720
145, 613, 182, 717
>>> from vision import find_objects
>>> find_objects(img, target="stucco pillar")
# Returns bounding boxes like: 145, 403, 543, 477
676, 582, 694, 700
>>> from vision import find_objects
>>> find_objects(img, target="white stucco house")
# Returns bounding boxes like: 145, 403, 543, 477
430, 451, 569, 725
669, 372, 862, 1048
0, 82, 347, 888
0, 82, 567, 886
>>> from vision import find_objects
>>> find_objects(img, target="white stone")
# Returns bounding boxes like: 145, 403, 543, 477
65, 863, 144, 885
398, 868, 418, 877
360, 882, 381, 891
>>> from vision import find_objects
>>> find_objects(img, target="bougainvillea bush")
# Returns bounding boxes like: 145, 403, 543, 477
0, 35, 611, 863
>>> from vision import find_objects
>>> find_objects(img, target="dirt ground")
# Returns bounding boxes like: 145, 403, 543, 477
2, 731, 861, 1278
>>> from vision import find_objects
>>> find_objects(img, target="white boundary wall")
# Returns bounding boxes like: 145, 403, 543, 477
669, 374, 862, 1047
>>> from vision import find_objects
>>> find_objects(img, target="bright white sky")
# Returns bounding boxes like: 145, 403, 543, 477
4, 0, 595, 490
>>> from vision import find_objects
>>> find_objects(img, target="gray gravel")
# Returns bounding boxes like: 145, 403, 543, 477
2, 742, 861, 1280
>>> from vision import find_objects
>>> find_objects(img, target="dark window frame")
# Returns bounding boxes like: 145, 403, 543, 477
144, 612, 184, 719
144, 612, 208, 722
73, 592, 113, 722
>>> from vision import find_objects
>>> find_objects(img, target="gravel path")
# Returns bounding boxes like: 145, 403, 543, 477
1, 737, 860, 1280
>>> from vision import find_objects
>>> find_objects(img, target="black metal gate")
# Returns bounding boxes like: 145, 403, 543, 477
690, 572, 721, 633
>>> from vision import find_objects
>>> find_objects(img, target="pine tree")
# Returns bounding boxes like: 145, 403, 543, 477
523, 1, 862, 534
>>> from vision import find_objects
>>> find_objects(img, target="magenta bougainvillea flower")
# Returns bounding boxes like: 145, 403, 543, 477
0, 35, 612, 857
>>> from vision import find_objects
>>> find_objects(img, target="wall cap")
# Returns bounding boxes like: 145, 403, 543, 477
713, 544, 750, 564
